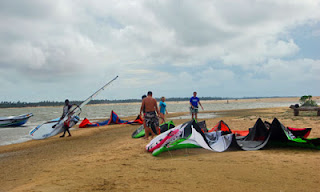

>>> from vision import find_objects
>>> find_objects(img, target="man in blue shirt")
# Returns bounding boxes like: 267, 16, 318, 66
190, 92, 204, 121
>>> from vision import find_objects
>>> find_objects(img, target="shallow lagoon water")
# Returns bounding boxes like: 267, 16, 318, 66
0, 100, 294, 146
169, 113, 218, 120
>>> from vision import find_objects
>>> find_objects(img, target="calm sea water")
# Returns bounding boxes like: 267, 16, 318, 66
0, 100, 294, 146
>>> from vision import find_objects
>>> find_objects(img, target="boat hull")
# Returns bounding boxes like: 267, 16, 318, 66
0, 113, 33, 127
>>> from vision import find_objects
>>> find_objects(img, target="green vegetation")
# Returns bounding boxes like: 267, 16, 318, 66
299, 95, 318, 107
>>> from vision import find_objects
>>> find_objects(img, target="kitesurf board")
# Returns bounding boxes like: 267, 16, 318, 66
29, 117, 79, 140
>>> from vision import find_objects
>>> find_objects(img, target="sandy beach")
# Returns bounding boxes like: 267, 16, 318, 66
0, 98, 319, 192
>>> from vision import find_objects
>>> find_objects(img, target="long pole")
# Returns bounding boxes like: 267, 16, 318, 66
53, 75, 118, 128
79, 75, 119, 108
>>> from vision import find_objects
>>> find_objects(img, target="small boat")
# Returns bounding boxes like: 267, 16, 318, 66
0, 113, 33, 127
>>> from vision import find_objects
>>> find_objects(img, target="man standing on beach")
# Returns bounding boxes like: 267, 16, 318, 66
60, 99, 72, 137
190, 91, 204, 121
140, 91, 160, 140
141, 94, 147, 130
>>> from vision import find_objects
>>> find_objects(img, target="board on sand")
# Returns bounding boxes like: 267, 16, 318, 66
29, 76, 118, 140
29, 108, 80, 140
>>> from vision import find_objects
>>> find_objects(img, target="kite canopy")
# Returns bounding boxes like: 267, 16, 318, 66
235, 118, 271, 151
207, 119, 270, 151
208, 120, 232, 134
232, 122, 311, 138
146, 118, 319, 156
268, 118, 320, 149
132, 121, 175, 138
197, 120, 208, 132
146, 120, 234, 156
79, 110, 143, 128
79, 118, 93, 128
287, 127, 311, 138
209, 118, 315, 151
264, 120, 311, 139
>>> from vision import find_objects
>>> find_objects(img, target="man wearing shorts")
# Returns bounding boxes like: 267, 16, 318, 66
140, 91, 160, 140
190, 91, 204, 121
60, 99, 72, 137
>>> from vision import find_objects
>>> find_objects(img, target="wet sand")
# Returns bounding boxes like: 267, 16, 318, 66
0, 98, 319, 192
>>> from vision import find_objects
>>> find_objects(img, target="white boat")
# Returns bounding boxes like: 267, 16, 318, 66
0, 113, 33, 127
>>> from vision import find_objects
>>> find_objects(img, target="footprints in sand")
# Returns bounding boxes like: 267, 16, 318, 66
92, 179, 116, 191
149, 167, 177, 172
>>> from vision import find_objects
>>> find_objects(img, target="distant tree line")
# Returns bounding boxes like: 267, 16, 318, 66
0, 96, 286, 108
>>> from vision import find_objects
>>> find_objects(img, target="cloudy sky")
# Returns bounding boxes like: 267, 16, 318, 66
0, 0, 319, 102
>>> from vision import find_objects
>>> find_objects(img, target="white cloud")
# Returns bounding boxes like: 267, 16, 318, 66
0, 0, 320, 101
262, 58, 320, 81
221, 38, 300, 67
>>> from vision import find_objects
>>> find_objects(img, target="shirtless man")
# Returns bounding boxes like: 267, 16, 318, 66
140, 91, 160, 140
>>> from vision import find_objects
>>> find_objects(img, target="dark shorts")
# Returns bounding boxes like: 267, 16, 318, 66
144, 111, 159, 128
190, 106, 199, 114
